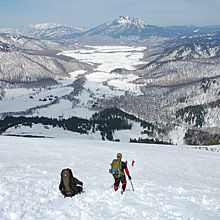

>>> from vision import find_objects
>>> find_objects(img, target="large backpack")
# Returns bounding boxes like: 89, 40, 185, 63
60, 169, 78, 197
109, 159, 124, 179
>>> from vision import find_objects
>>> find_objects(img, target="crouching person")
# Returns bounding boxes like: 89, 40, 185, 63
59, 168, 83, 197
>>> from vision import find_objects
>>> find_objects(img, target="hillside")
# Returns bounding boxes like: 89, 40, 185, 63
0, 33, 94, 84
0, 50, 93, 83
0, 33, 71, 51
0, 136, 219, 219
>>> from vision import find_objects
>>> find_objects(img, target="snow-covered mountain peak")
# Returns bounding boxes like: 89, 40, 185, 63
27, 23, 62, 30
19, 22, 83, 32
115, 16, 147, 28
22, 23, 84, 31
14, 23, 85, 40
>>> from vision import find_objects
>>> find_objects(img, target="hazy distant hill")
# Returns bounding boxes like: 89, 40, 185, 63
0, 23, 85, 41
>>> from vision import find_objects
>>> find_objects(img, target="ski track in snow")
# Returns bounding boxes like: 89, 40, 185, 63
0, 136, 219, 220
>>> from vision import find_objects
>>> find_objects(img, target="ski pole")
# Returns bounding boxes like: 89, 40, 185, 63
129, 179, 134, 191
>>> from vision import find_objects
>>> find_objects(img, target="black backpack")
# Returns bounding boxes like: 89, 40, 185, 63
59, 168, 78, 197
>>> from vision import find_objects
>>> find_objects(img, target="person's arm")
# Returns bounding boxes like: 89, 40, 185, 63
122, 162, 131, 179
73, 177, 83, 186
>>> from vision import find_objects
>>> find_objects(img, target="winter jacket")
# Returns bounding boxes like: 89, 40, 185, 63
117, 161, 130, 178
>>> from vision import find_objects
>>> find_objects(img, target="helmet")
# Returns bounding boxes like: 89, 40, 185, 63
117, 153, 122, 159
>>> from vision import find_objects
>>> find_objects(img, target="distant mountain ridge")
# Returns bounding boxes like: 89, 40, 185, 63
1, 16, 220, 45
0, 23, 85, 41
167, 25, 220, 34
16, 23, 85, 40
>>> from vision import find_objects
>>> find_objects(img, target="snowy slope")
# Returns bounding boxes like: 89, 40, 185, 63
0, 136, 219, 219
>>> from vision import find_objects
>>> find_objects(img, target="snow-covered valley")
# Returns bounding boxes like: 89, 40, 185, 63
1, 44, 220, 145
0, 136, 219, 219
0, 46, 146, 119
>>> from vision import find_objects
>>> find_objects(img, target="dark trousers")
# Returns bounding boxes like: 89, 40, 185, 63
76, 186, 83, 193
114, 175, 127, 191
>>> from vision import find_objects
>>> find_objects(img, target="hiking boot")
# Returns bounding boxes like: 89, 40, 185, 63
121, 189, 124, 194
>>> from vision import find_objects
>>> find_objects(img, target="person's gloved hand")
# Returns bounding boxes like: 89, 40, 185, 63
80, 185, 83, 188
128, 176, 132, 180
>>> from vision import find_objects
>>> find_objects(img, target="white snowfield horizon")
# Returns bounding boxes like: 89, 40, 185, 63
0, 136, 219, 220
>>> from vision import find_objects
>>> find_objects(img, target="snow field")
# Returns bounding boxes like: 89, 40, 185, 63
0, 136, 219, 219
61, 46, 146, 95
0, 85, 74, 113
61, 46, 146, 72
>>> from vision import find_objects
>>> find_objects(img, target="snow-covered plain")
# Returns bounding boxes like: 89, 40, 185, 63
61, 46, 145, 93
0, 136, 219, 220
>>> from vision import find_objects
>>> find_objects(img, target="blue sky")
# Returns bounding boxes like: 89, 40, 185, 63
0, 0, 219, 28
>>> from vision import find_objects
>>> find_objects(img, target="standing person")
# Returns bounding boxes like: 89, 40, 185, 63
110, 153, 131, 194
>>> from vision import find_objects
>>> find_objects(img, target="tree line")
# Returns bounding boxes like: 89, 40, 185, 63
0, 107, 154, 141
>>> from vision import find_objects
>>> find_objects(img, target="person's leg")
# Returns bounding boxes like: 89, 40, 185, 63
114, 178, 120, 191
121, 175, 127, 191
